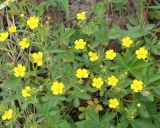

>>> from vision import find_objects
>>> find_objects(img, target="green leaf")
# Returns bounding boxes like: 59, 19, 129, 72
74, 97, 80, 107
147, 93, 154, 102
50, 49, 66, 53
86, 111, 99, 122
118, 120, 129, 128
56, 0, 70, 19
77, 92, 91, 100
0, 76, 21, 90
101, 112, 116, 124
154, 113, 160, 128
131, 119, 154, 128
76, 120, 97, 128
115, 54, 127, 67
129, 69, 143, 80
130, 63, 151, 70
144, 24, 155, 31
139, 108, 150, 118
146, 74, 160, 86
92, 2, 106, 16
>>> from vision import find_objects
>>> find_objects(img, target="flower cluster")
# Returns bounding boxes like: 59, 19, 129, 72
135, 47, 148, 59
92, 77, 104, 89
108, 98, 119, 109
22, 86, 31, 97
19, 38, 30, 49
0, 3, 156, 126
130, 79, 143, 92
31, 52, 43, 66
74, 39, 86, 50
13, 64, 26, 77
76, 12, 87, 20
8, 26, 17, 33
27, 16, 39, 30
76, 68, 89, 79
122, 36, 133, 47
0, 32, 8, 42
88, 52, 99, 61
51, 81, 64, 95
2, 109, 13, 120
107, 75, 119, 86
105, 49, 116, 60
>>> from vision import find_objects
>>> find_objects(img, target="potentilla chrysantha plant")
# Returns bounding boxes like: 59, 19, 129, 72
0, 1, 160, 128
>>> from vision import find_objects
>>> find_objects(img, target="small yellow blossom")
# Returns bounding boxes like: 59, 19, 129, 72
131, 79, 143, 92
31, 52, 43, 66
8, 26, 17, 33
2, 109, 13, 120
92, 77, 104, 89
0, 32, 9, 42
51, 81, 64, 95
19, 38, 30, 49
22, 86, 31, 97
27, 16, 39, 30
75, 39, 86, 50
88, 52, 98, 61
107, 75, 119, 86
77, 11, 86, 20
76, 68, 89, 79
20, 13, 24, 17
135, 47, 148, 59
105, 49, 116, 60
13, 64, 26, 77
109, 98, 119, 109
122, 36, 133, 47
137, 103, 141, 107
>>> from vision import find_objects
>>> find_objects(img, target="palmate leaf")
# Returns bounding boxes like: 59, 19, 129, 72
56, 0, 69, 19
145, 73, 160, 86
92, 2, 106, 16
0, 76, 21, 90
76, 111, 103, 128
47, 0, 69, 19
130, 62, 151, 70
115, 54, 127, 67
131, 119, 154, 128
101, 112, 116, 126
76, 120, 97, 128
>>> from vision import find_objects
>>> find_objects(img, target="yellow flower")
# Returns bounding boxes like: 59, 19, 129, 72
77, 11, 86, 20
92, 77, 104, 89
2, 109, 13, 120
0, 32, 9, 42
107, 75, 119, 86
130, 79, 143, 92
19, 38, 30, 49
88, 52, 98, 61
51, 81, 64, 95
137, 103, 141, 107
75, 39, 86, 50
76, 68, 89, 79
135, 47, 148, 59
109, 98, 119, 109
122, 36, 133, 47
20, 13, 24, 17
105, 49, 116, 60
22, 86, 31, 97
27, 16, 39, 30
8, 26, 17, 33
31, 52, 43, 66
13, 64, 26, 77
